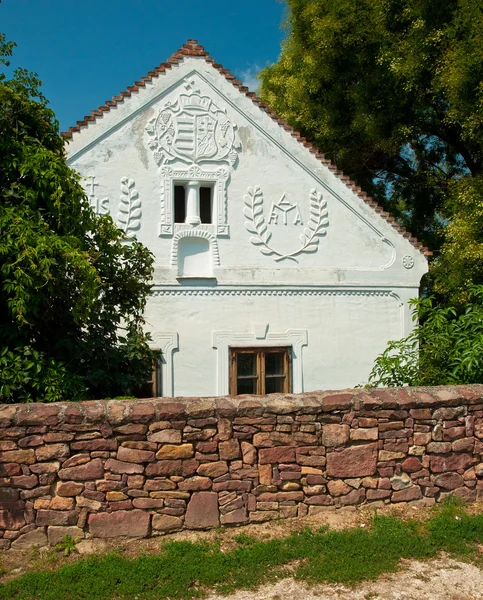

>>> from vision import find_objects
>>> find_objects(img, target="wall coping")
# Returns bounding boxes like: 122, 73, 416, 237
2, 385, 483, 427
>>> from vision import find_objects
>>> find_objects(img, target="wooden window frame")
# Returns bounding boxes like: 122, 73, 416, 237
230, 347, 292, 395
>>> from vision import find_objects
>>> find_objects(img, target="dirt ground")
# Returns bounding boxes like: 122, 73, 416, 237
2, 504, 483, 599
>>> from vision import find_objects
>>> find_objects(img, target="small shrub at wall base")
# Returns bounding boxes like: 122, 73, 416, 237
367, 285, 483, 387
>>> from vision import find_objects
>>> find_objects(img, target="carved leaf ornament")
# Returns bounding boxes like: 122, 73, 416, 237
244, 187, 329, 261
117, 177, 141, 235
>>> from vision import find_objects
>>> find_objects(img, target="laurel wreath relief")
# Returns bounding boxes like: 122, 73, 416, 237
117, 177, 141, 236
243, 187, 329, 261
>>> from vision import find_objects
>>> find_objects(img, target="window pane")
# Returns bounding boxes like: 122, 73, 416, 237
174, 185, 186, 223
200, 187, 212, 224
265, 352, 285, 376
237, 353, 256, 377
265, 376, 285, 394
237, 377, 257, 394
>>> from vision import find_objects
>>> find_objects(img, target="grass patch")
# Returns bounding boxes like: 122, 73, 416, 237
2, 499, 483, 599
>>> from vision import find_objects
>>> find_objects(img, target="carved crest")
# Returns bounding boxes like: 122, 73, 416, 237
146, 88, 240, 166
244, 187, 329, 262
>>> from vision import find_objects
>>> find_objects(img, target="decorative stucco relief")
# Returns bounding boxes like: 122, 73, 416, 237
170, 228, 220, 268
85, 176, 109, 215
117, 177, 141, 235
402, 255, 414, 269
244, 187, 329, 262
159, 165, 229, 237
146, 80, 241, 167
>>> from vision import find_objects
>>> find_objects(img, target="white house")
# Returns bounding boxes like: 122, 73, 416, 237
64, 40, 429, 398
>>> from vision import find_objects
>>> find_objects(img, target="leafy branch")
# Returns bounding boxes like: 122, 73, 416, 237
117, 177, 141, 235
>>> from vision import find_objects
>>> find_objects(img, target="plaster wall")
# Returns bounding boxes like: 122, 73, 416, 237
66, 54, 428, 396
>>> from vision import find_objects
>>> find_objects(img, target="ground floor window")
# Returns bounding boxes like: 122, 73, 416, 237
230, 347, 292, 395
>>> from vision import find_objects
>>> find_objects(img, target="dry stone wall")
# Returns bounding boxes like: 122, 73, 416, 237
1, 385, 483, 549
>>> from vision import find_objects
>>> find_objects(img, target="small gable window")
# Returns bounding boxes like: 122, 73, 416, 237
173, 181, 213, 225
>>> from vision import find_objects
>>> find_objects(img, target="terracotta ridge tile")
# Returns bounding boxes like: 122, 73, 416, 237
61, 39, 430, 257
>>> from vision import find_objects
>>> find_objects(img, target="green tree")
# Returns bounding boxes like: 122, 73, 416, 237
367, 286, 483, 386
0, 33, 159, 402
260, 0, 483, 251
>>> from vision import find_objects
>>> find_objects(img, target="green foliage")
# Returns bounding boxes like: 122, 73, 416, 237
0, 32, 159, 402
260, 0, 483, 250
3, 506, 483, 599
430, 175, 483, 304
54, 536, 78, 557
368, 286, 483, 386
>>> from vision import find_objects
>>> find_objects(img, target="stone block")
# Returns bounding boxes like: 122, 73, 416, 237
104, 459, 143, 475
47, 526, 84, 546
89, 510, 150, 538
219, 439, 241, 461
146, 460, 183, 477
56, 482, 84, 497
178, 476, 212, 491
430, 453, 474, 473
434, 472, 465, 490
36, 510, 78, 526
221, 507, 248, 525
197, 461, 228, 478
184, 492, 219, 529
322, 424, 350, 447
350, 428, 378, 441
0, 450, 35, 464
392, 486, 422, 502
152, 514, 182, 532
35, 444, 70, 461
148, 430, 182, 444
259, 447, 296, 464
326, 444, 377, 478
11, 528, 48, 549
58, 459, 104, 481
156, 444, 194, 460
117, 446, 155, 463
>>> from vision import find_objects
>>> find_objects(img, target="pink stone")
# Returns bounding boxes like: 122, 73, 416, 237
146, 460, 183, 477
391, 486, 422, 502
241, 442, 256, 465
197, 461, 228, 478
430, 453, 474, 473
178, 476, 212, 491
35, 444, 70, 461
71, 439, 117, 452
259, 447, 296, 464
56, 482, 84, 497
104, 458, 143, 475
184, 492, 219, 529
220, 507, 248, 525
401, 457, 422, 473
117, 446, 155, 463
89, 510, 150, 538
322, 424, 350, 447
36, 510, 78, 526
339, 488, 366, 506
434, 472, 464, 490
58, 459, 104, 481
326, 444, 377, 478
219, 439, 241, 461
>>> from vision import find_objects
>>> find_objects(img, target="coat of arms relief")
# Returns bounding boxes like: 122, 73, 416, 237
146, 79, 241, 239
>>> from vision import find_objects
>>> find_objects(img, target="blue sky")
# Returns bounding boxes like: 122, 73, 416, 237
1, 0, 287, 132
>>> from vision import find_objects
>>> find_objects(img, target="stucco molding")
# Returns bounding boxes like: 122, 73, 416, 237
150, 332, 179, 397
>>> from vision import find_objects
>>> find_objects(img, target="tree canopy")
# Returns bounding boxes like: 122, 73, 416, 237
260, 0, 483, 254
0, 33, 158, 402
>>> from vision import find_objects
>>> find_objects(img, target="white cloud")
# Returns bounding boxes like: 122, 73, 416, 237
237, 64, 262, 93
